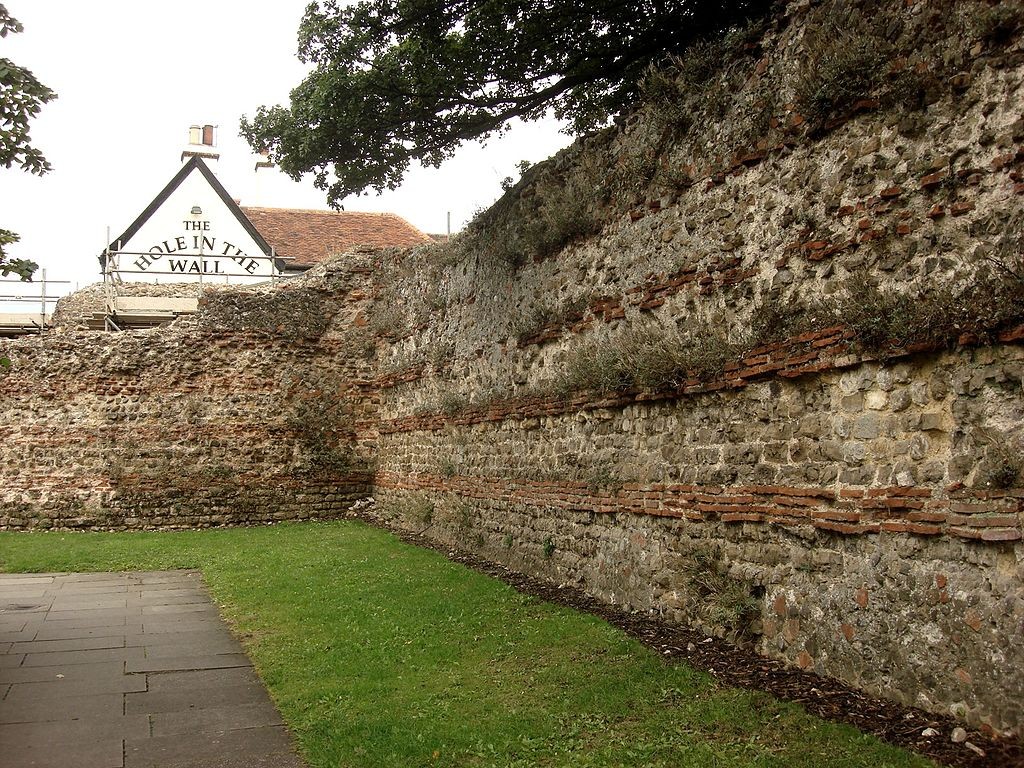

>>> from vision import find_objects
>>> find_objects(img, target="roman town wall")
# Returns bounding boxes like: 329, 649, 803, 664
366, 0, 1024, 735
0, 256, 378, 530
0, 0, 1022, 739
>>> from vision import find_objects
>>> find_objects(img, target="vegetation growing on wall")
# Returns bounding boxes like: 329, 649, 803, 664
283, 379, 355, 477
680, 550, 762, 644
558, 324, 741, 395
387, 493, 435, 530
453, 162, 607, 270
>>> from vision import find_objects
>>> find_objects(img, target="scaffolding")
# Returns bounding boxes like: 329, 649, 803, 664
0, 270, 72, 336
100, 240, 286, 331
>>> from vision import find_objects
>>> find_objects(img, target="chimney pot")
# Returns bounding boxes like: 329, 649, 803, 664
202, 124, 215, 146
189, 125, 201, 145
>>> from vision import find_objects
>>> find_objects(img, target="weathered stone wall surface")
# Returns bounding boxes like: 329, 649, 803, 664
363, 0, 1024, 736
372, 344, 1024, 734
1, 0, 1022, 740
1, 257, 377, 529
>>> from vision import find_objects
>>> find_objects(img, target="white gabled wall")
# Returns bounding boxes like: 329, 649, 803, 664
112, 164, 274, 284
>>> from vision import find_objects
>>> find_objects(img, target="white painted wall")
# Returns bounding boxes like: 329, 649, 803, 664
112, 165, 275, 284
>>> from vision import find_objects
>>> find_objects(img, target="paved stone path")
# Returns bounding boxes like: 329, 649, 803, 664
0, 570, 305, 768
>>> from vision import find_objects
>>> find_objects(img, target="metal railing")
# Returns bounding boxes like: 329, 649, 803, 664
100, 241, 293, 331
102, 242, 289, 285
0, 270, 73, 333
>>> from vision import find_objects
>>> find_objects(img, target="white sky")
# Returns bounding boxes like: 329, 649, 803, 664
1, 0, 569, 296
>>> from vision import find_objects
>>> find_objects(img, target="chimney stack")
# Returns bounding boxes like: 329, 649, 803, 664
181, 124, 220, 163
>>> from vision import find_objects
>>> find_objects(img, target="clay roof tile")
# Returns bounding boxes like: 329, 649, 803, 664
240, 207, 430, 268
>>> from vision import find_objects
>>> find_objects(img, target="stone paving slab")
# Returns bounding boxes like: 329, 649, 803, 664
0, 691, 126, 724
142, 639, 244, 658
2, 673, 148, 699
3, 735, 125, 768
125, 653, 251, 674
126, 682, 270, 715
151, 700, 284, 736
122, 628, 240, 647
0, 712, 151, 744
0, 570, 306, 767
0, 653, 25, 668
125, 726, 305, 768
11, 635, 128, 653
145, 666, 263, 692
22, 646, 146, 666
0, 659, 132, 685
0, 630, 35, 643
32, 624, 138, 642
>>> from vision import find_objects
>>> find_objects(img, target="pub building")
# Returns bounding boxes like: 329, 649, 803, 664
95, 125, 431, 329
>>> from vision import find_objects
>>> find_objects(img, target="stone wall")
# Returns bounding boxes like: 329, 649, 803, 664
361, 0, 1024, 736
1, 0, 1022, 739
371, 343, 1024, 734
49, 282, 211, 329
0, 256, 377, 529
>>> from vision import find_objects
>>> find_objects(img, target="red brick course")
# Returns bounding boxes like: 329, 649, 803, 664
374, 472, 1022, 543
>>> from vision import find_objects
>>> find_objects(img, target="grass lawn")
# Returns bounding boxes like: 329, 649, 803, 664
0, 521, 934, 768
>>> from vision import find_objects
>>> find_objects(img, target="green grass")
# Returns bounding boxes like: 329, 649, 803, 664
0, 522, 934, 768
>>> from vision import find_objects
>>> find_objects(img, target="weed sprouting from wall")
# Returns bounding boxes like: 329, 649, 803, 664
973, 429, 1023, 490
971, 2, 1023, 45
428, 339, 456, 374
453, 143, 609, 270
284, 384, 355, 477
983, 449, 1022, 490
512, 305, 561, 346
542, 536, 555, 558
746, 295, 810, 347
438, 455, 457, 478
639, 63, 695, 135
585, 465, 622, 494
836, 271, 1024, 352
680, 550, 761, 644
618, 326, 690, 390
558, 324, 740, 396
368, 301, 406, 339
451, 500, 475, 531
438, 389, 469, 416
641, 16, 770, 145
835, 276, 937, 350
389, 494, 435, 530
794, 21, 890, 127
512, 294, 592, 346
560, 341, 632, 395
463, 188, 603, 270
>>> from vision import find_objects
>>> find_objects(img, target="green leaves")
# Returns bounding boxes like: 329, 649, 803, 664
0, 4, 55, 283
0, 229, 38, 281
241, 0, 772, 206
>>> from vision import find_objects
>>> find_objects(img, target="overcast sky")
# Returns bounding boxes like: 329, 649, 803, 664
1, 0, 569, 295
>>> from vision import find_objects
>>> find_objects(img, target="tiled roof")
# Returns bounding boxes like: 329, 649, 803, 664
240, 207, 431, 268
